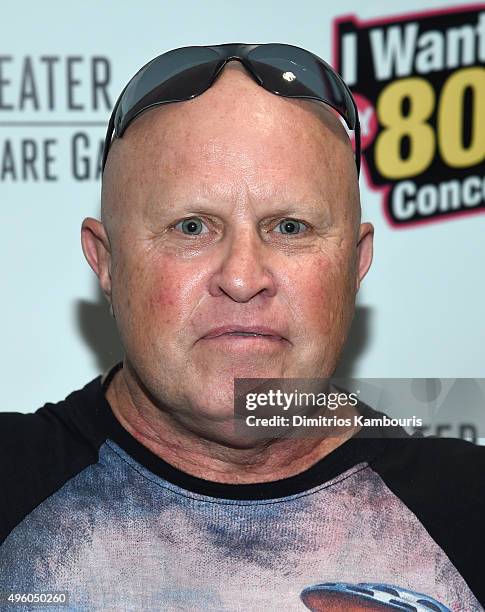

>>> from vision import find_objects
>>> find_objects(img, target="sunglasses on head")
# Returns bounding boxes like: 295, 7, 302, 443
101, 42, 361, 175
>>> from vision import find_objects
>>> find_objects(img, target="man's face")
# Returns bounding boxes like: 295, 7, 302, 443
83, 63, 373, 439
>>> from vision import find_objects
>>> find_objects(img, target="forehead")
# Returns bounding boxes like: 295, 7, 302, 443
104, 66, 356, 209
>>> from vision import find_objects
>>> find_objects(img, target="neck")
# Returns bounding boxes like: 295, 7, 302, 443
104, 362, 362, 485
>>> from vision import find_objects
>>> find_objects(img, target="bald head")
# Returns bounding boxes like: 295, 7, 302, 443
101, 61, 360, 240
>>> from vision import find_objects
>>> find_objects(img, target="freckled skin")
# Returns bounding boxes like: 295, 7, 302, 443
81, 62, 373, 472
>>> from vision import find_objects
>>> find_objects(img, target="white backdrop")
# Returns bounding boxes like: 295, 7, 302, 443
1, 0, 484, 414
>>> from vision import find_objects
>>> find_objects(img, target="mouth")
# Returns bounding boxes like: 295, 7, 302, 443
202, 326, 286, 341
214, 332, 283, 341
222, 332, 276, 337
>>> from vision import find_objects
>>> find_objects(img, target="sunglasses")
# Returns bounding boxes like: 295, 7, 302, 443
101, 42, 361, 175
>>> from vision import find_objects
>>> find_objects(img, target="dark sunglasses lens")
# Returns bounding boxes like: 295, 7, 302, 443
117, 47, 221, 134
247, 44, 356, 128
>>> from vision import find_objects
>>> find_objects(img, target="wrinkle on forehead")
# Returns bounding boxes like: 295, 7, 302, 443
101, 62, 360, 239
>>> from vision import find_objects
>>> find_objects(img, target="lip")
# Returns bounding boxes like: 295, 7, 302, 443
201, 325, 287, 341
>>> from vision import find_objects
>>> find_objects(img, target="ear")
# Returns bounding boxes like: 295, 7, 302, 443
81, 217, 113, 306
355, 222, 374, 292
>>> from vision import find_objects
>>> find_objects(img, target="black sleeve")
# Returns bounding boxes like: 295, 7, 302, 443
371, 435, 485, 605
0, 384, 106, 544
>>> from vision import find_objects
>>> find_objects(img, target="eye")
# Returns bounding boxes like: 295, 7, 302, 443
174, 217, 209, 235
274, 218, 308, 235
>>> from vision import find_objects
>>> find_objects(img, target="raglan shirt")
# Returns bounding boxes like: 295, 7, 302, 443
0, 362, 484, 612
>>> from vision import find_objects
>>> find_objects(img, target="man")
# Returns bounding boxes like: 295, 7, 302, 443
1, 44, 484, 611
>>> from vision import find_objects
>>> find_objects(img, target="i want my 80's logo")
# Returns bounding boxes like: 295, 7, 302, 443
333, 4, 485, 227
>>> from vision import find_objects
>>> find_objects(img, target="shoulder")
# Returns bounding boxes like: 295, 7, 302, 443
0, 375, 107, 464
370, 435, 485, 519
358, 400, 485, 502
372, 434, 485, 496
0, 375, 107, 544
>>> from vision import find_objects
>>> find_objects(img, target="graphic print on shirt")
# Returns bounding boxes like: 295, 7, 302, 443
300, 581, 451, 611
0, 440, 481, 611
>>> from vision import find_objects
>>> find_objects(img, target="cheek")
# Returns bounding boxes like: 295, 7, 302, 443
286, 253, 355, 333
144, 260, 204, 327
112, 253, 182, 326
149, 284, 184, 326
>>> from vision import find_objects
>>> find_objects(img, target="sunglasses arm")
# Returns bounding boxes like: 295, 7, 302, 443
354, 118, 361, 178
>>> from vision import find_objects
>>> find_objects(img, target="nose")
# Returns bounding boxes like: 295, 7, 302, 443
208, 227, 277, 302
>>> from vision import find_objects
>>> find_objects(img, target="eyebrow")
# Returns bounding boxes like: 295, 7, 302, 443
144, 200, 334, 229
